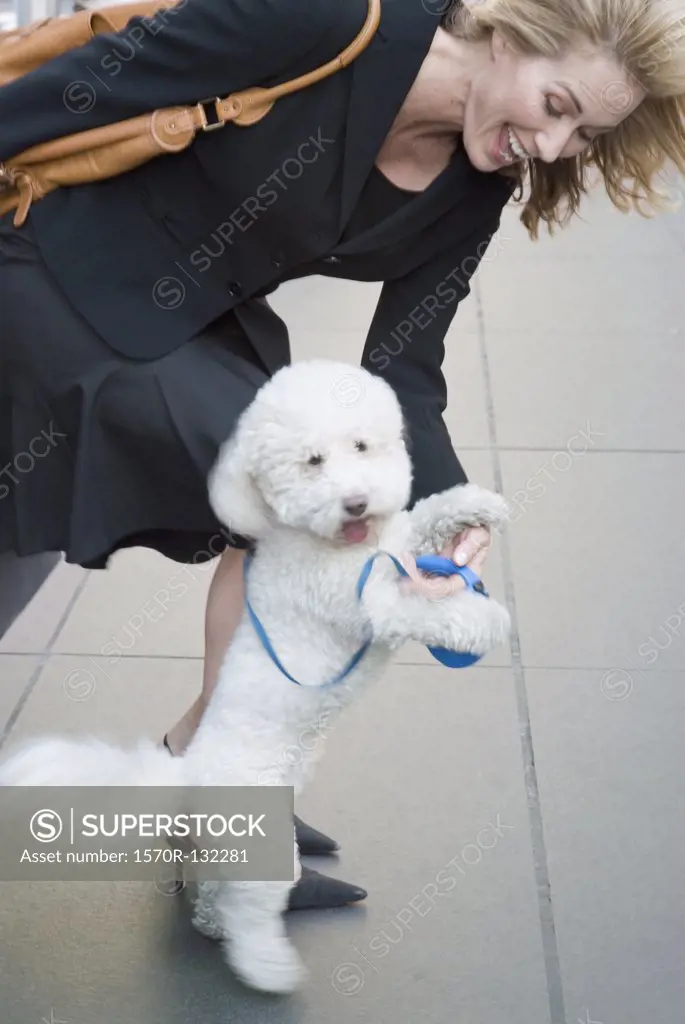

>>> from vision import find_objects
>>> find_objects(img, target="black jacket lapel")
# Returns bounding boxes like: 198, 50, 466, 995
337, 0, 441, 233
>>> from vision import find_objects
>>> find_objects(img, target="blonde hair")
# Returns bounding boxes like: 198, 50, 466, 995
444, 0, 685, 237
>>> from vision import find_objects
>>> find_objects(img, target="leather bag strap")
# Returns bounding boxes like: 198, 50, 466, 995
0, 0, 381, 225
190, 0, 381, 130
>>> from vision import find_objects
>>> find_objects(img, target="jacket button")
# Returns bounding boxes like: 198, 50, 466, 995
271, 251, 285, 268
226, 281, 243, 297
324, 255, 341, 264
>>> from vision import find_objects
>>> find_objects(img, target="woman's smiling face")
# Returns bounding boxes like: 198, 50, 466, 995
462, 33, 646, 171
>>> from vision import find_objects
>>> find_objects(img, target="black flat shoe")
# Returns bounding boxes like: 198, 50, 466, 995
162, 737, 340, 856
294, 814, 339, 855
162, 738, 365, 912
288, 866, 367, 911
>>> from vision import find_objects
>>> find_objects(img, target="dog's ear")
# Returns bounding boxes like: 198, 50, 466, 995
208, 427, 272, 541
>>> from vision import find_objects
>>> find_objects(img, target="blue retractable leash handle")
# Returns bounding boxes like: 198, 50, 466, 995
356, 552, 489, 669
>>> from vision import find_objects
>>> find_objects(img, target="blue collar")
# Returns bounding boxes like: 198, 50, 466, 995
243, 551, 488, 687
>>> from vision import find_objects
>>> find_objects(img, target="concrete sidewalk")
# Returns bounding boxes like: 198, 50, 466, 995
1, 184, 684, 1024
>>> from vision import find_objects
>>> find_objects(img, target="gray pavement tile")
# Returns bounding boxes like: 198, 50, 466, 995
497, 189, 685, 260
272, 272, 481, 337
666, 203, 685, 246
0, 665, 550, 1024
4, 654, 201, 749
499, 450, 685, 670
289, 326, 363, 364
442, 332, 492, 449
485, 327, 685, 451
51, 548, 211, 660
0, 655, 39, 730
525, 667, 685, 1024
479, 249, 684, 338
270, 276, 385, 333
0, 559, 88, 655
294, 668, 548, 1024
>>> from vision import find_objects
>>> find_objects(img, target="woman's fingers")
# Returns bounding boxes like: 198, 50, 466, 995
397, 525, 492, 597
446, 525, 492, 566
397, 550, 463, 597
466, 542, 490, 578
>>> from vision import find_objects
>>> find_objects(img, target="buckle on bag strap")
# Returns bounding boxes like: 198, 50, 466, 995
196, 98, 225, 132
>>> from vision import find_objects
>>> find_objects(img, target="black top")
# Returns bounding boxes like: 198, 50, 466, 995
261, 165, 418, 295
339, 164, 418, 241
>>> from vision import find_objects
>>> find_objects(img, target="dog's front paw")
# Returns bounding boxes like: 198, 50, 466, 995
224, 934, 308, 994
466, 594, 511, 656
412, 589, 511, 660
453, 483, 510, 529
410, 483, 510, 555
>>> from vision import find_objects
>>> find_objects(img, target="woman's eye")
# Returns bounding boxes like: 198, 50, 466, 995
354, 441, 368, 452
307, 454, 324, 466
545, 96, 563, 118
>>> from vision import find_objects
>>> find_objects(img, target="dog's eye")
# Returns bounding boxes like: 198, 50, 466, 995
354, 441, 368, 452
307, 454, 324, 466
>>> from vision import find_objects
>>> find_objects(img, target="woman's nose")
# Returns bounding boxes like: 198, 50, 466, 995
535, 123, 576, 163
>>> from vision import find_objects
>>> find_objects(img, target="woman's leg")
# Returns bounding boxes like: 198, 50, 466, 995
165, 547, 245, 755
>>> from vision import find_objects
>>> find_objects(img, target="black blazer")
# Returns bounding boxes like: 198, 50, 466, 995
0, 0, 514, 501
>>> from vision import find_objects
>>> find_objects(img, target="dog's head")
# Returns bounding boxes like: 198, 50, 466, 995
208, 360, 413, 545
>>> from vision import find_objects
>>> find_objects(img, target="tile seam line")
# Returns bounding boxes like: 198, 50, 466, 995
455, 447, 685, 455
4, 651, 683, 675
396, 446, 685, 456
474, 276, 566, 1024
0, 566, 91, 753
0, 649, 508, 667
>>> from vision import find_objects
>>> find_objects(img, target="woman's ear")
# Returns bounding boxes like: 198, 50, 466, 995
490, 28, 508, 62
208, 425, 272, 541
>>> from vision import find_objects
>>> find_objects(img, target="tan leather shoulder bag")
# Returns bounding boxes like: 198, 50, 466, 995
0, 0, 380, 225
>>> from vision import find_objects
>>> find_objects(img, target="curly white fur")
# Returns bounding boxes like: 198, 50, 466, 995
0, 359, 510, 994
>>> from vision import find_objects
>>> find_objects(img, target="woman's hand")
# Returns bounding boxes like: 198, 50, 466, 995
445, 524, 492, 572
398, 525, 492, 598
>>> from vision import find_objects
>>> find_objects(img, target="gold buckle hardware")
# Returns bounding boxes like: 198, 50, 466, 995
197, 98, 225, 132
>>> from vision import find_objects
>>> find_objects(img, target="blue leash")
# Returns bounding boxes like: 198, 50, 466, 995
243, 551, 489, 687
243, 555, 373, 688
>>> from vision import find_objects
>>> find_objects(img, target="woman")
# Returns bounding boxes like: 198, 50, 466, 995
1, 0, 684, 909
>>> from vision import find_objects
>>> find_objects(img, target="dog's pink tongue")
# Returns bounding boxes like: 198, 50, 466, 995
342, 520, 369, 544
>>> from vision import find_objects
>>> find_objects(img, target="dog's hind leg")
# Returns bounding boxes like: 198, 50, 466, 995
214, 837, 306, 993
191, 880, 223, 940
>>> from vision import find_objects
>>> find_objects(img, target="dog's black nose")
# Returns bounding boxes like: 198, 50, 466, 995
343, 498, 368, 518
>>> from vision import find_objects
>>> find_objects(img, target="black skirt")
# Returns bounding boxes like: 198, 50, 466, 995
0, 213, 269, 569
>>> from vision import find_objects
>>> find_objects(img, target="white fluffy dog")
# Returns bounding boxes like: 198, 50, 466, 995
0, 359, 510, 994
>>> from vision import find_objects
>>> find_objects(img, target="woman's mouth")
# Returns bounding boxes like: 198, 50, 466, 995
493, 124, 529, 165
